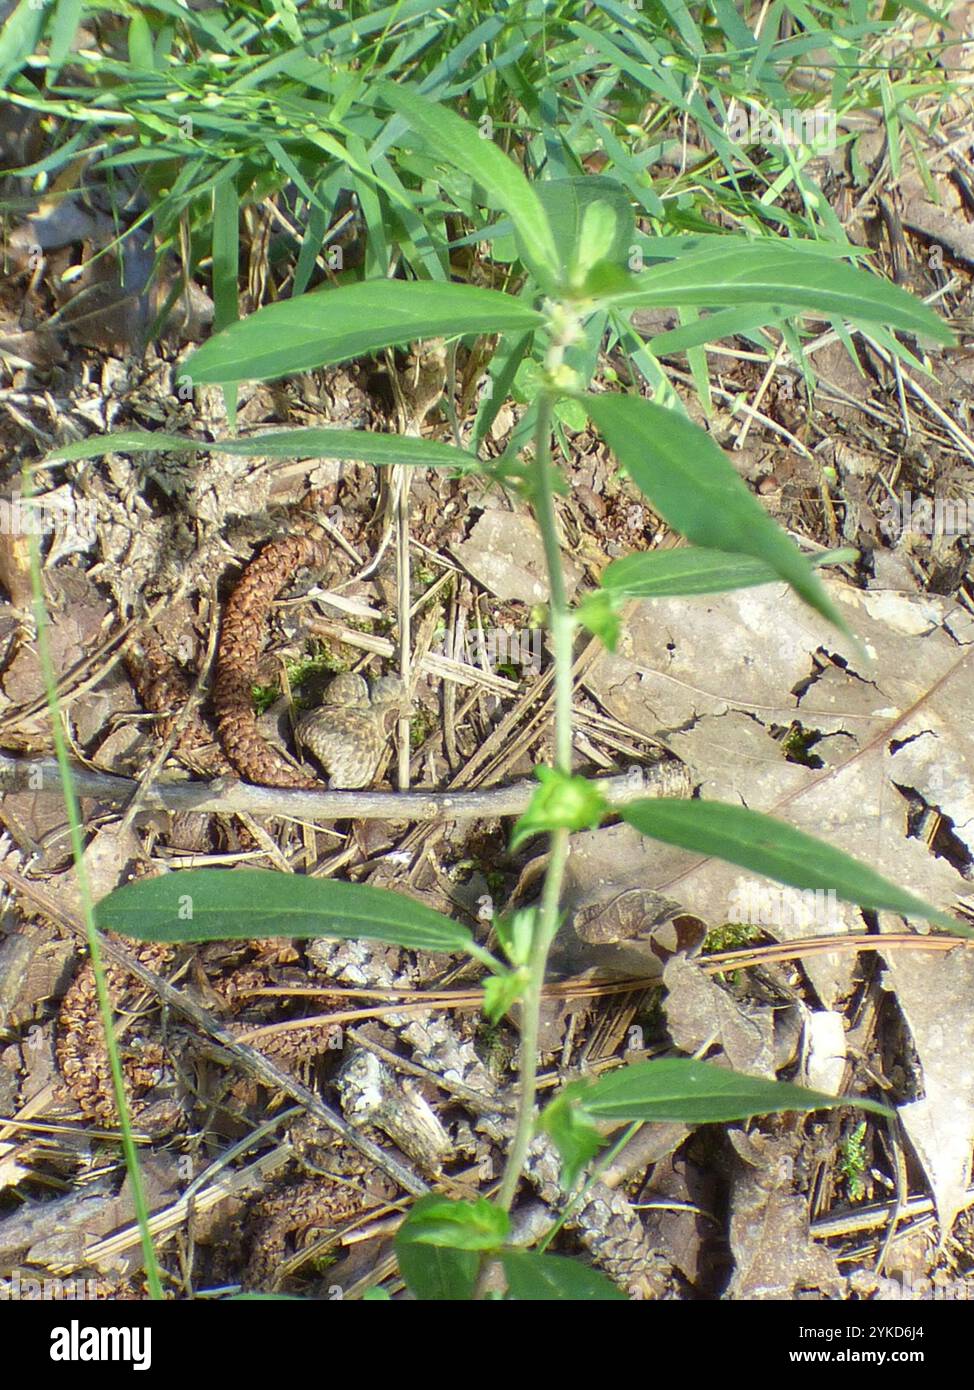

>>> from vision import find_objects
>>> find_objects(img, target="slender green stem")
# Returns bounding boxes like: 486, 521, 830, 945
22, 469, 164, 1301
495, 826, 569, 1213
495, 384, 576, 1214
531, 390, 574, 777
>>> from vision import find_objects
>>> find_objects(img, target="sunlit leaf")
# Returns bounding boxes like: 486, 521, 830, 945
185, 280, 544, 386
602, 546, 857, 598
602, 243, 953, 344
509, 767, 608, 851
560, 1057, 892, 1125
45, 428, 479, 472
94, 868, 483, 955
583, 392, 854, 639
622, 799, 963, 933
501, 1251, 627, 1301
380, 81, 560, 288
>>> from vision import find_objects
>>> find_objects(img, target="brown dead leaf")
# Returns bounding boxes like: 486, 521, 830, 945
453, 508, 583, 603
585, 570, 974, 1235
725, 1128, 844, 1299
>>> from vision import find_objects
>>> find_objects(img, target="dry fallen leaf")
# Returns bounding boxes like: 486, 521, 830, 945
725, 1129, 844, 1300
585, 570, 973, 1002
453, 507, 583, 604
879, 939, 974, 1233
585, 566, 974, 1236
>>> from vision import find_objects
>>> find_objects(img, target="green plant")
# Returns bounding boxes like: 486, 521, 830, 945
702, 921, 765, 953
839, 1119, 870, 1201
3, 0, 958, 386
45, 83, 962, 1301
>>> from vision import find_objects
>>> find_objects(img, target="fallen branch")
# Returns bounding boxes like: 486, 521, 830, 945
0, 752, 693, 822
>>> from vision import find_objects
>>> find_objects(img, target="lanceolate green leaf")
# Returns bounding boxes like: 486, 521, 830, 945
600, 243, 953, 345
633, 234, 866, 265
397, 1195, 508, 1252
45, 428, 480, 472
583, 392, 853, 637
642, 304, 795, 356
379, 81, 560, 289
602, 546, 857, 598
560, 1058, 892, 1126
621, 799, 963, 933
395, 1195, 503, 1302
94, 868, 489, 958
533, 175, 635, 292
395, 1238, 478, 1302
501, 1251, 627, 1301
185, 280, 544, 386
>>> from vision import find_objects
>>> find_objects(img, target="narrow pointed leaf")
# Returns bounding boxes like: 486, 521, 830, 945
45, 428, 479, 472
0, 0, 46, 86
380, 81, 560, 287
561, 1058, 892, 1125
185, 280, 544, 386
603, 546, 857, 598
601, 243, 953, 344
584, 392, 853, 637
621, 798, 963, 933
94, 868, 479, 955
